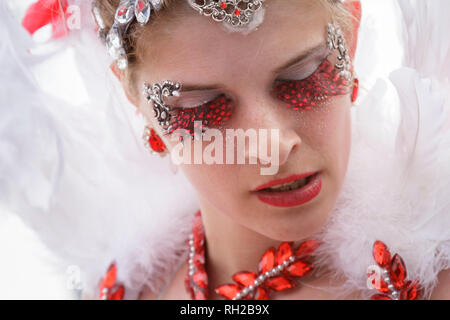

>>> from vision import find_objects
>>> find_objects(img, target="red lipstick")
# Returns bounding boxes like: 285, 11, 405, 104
252, 172, 322, 208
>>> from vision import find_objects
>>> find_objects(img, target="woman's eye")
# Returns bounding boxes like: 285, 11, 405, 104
272, 58, 351, 111
164, 94, 233, 139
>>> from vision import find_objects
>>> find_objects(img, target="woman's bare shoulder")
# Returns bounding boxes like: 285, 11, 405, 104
430, 268, 450, 300
139, 261, 191, 300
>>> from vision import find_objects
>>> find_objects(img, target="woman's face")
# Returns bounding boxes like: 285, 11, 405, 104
136, 0, 352, 241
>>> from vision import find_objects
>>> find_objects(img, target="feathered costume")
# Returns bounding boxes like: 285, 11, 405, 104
0, 0, 448, 299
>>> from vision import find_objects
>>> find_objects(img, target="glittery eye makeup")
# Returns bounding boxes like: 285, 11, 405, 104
145, 23, 352, 140
164, 94, 233, 140
272, 56, 351, 111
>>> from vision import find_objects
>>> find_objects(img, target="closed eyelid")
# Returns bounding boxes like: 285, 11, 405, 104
277, 47, 331, 80
165, 89, 223, 108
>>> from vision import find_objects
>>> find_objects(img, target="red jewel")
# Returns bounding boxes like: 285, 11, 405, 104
258, 248, 276, 274
284, 260, 313, 277
193, 270, 208, 289
400, 280, 419, 300
98, 261, 126, 300
103, 262, 117, 288
266, 276, 296, 291
220, 2, 227, 9
233, 271, 257, 287
118, 8, 126, 17
186, 211, 318, 300
373, 240, 391, 269
148, 128, 166, 153
276, 242, 293, 265
109, 284, 125, 300
294, 239, 320, 258
351, 78, 359, 102
195, 290, 208, 300
390, 253, 407, 290
215, 284, 240, 300
137, 0, 145, 12
368, 240, 421, 300
234, 9, 241, 15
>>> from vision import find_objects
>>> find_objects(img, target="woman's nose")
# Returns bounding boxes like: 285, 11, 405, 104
238, 93, 302, 168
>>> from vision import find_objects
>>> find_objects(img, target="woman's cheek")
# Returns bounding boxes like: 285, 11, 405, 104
312, 97, 351, 189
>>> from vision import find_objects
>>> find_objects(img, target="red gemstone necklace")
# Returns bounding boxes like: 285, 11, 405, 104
184, 210, 320, 300
97, 211, 421, 300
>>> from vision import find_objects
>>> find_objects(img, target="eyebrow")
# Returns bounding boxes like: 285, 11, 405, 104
180, 42, 327, 92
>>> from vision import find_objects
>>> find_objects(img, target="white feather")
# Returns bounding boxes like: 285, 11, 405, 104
1, 0, 450, 300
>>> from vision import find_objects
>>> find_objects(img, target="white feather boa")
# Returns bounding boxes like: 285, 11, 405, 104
0, 0, 449, 299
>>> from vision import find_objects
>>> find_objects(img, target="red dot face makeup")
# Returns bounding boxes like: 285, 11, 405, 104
165, 94, 234, 140
272, 58, 351, 111
162, 54, 351, 140
148, 23, 353, 141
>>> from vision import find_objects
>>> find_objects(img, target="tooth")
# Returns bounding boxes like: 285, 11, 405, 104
268, 177, 307, 191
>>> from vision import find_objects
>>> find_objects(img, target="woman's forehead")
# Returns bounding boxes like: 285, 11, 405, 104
140, 0, 329, 85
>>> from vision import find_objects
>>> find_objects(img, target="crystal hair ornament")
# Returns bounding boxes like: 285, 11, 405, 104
91, 0, 163, 70
188, 0, 265, 27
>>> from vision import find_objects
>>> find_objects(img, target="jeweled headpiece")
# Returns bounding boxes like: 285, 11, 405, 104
91, 0, 266, 70
92, 0, 163, 70
188, 0, 265, 27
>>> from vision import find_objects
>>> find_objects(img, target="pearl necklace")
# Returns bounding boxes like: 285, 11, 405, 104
184, 210, 320, 300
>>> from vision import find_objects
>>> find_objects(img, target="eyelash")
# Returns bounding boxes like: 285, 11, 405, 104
163, 58, 350, 138
272, 58, 351, 111
164, 94, 233, 139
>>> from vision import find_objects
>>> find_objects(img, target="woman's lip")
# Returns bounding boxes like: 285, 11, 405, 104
253, 172, 322, 208
253, 172, 318, 192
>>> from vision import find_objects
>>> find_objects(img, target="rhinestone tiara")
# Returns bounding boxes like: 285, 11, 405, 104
91, 0, 266, 70
92, 0, 163, 70
188, 0, 265, 27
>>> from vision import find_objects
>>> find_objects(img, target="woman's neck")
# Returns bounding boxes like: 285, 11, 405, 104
197, 195, 297, 299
